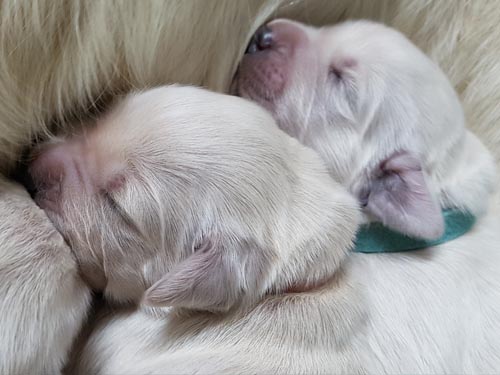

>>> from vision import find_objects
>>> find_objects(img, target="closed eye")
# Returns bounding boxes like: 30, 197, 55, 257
104, 191, 121, 212
329, 58, 357, 83
103, 191, 143, 235
329, 66, 343, 81
104, 191, 129, 220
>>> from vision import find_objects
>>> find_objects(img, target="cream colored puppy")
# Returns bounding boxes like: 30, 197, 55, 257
29, 86, 358, 311
57, 84, 499, 373
234, 19, 496, 236
30, 86, 362, 373
233, 19, 500, 372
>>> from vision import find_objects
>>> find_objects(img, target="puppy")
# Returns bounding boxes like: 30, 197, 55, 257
29, 85, 359, 310
232, 19, 500, 371
59, 82, 499, 373
59, 78, 500, 374
30, 86, 364, 374
234, 19, 496, 237
35, 19, 500, 370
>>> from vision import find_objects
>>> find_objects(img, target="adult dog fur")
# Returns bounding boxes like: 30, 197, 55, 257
0, 1, 499, 174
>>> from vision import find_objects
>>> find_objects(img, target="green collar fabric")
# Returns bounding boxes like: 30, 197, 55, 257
353, 209, 476, 254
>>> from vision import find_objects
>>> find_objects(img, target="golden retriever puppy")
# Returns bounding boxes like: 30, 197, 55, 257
231, 19, 500, 373
29, 85, 358, 309
233, 19, 496, 239
50, 86, 499, 374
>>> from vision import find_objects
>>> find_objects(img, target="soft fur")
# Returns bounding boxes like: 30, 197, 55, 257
68, 218, 500, 374
0, 177, 90, 374
0, 1, 499, 177
29, 86, 358, 311
28, 86, 365, 373
61, 86, 500, 374
231, 18, 500, 373
1, 0, 500, 372
234, 19, 497, 239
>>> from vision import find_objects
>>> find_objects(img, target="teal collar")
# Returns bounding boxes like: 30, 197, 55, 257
353, 209, 476, 253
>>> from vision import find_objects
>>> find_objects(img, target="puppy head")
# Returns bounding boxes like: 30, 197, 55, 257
234, 19, 482, 240
30, 86, 359, 311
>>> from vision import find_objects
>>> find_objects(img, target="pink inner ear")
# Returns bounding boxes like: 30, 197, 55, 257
365, 151, 444, 240
142, 235, 242, 311
142, 235, 273, 312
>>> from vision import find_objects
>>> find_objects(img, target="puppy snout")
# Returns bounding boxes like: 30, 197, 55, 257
246, 25, 274, 54
235, 19, 311, 104
30, 145, 66, 189
29, 145, 65, 210
29, 141, 87, 210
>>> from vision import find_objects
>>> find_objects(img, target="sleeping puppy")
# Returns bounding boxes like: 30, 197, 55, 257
232, 19, 500, 372
234, 19, 497, 238
50, 86, 499, 373
29, 84, 359, 310
30, 86, 366, 374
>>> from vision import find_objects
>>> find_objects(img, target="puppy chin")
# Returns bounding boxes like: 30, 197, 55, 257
233, 73, 282, 118
236, 82, 274, 112
35, 195, 61, 215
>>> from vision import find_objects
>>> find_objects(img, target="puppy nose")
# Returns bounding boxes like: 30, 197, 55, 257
29, 141, 87, 207
28, 144, 68, 210
30, 144, 68, 191
246, 25, 274, 54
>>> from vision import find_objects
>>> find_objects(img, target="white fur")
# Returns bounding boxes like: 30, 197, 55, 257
234, 20, 497, 223
29, 86, 358, 311
1, 1, 500, 371
70, 216, 500, 374
233, 19, 500, 373
64, 87, 500, 374
0, 177, 91, 374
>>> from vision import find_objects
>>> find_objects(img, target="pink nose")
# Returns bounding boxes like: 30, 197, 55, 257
30, 144, 68, 188
29, 141, 87, 209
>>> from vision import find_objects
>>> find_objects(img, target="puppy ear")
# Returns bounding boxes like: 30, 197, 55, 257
363, 151, 444, 240
142, 234, 273, 312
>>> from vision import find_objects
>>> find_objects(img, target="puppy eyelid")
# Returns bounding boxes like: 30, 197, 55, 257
104, 191, 120, 211
328, 66, 343, 81
103, 191, 146, 238
104, 191, 133, 224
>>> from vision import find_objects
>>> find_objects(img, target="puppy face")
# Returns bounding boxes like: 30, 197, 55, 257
30, 86, 358, 310
234, 20, 468, 240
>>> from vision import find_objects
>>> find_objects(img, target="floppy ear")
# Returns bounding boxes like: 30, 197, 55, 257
142, 234, 273, 312
362, 151, 444, 240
